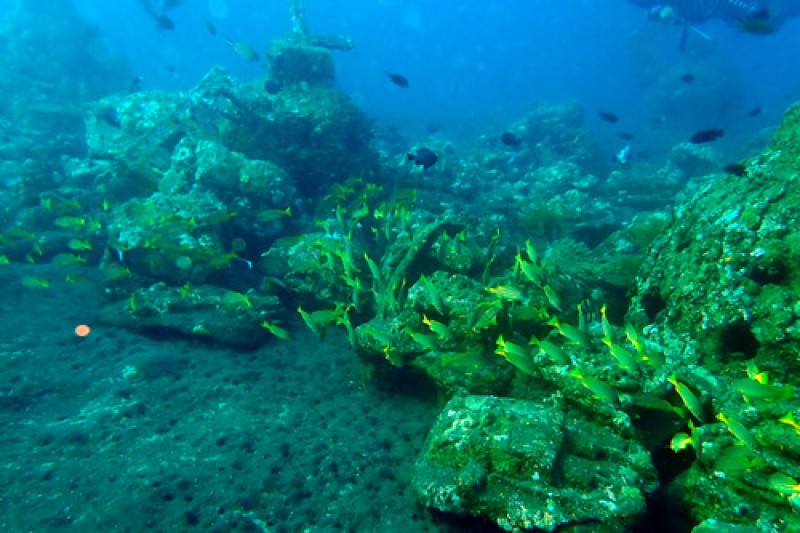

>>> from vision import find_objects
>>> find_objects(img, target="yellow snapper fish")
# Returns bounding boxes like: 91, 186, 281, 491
52, 253, 87, 267
226, 38, 260, 62
67, 238, 92, 251
22, 276, 50, 289
261, 321, 291, 341
486, 284, 526, 303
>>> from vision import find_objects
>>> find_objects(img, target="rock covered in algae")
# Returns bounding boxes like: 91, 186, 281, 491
106, 191, 235, 285
414, 395, 657, 531
629, 102, 800, 375
692, 519, 764, 533
666, 141, 723, 177
354, 272, 514, 395
100, 283, 280, 348
624, 103, 800, 529
86, 66, 378, 202
85, 90, 184, 199
158, 136, 295, 238
268, 39, 336, 87
514, 101, 596, 168
0, 0, 128, 163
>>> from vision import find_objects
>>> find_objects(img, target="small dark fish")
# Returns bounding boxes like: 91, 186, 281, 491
153, 14, 175, 30
97, 106, 121, 128
204, 18, 217, 35
617, 132, 636, 140
165, 64, 176, 74
387, 72, 409, 88
500, 132, 522, 147
680, 73, 695, 84
723, 163, 747, 177
689, 128, 724, 144
748, 107, 762, 117
407, 148, 437, 170
425, 122, 441, 134
264, 79, 282, 95
599, 111, 618, 123
129, 76, 143, 93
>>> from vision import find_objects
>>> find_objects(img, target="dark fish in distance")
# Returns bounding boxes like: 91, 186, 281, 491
97, 106, 121, 128
599, 111, 618, 123
689, 128, 724, 144
138, 0, 179, 29
617, 132, 635, 140
154, 14, 175, 30
264, 79, 282, 94
723, 163, 746, 176
129, 76, 143, 92
748, 107, 762, 117
387, 72, 409, 88
139, 0, 177, 29
680, 73, 695, 84
500, 132, 522, 147
425, 122, 441, 134
204, 18, 217, 35
407, 148, 437, 170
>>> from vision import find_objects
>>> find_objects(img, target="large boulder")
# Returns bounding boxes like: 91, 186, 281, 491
100, 283, 280, 349
626, 103, 800, 529
415, 395, 657, 531
86, 67, 378, 202
513, 101, 596, 169
629, 102, 800, 379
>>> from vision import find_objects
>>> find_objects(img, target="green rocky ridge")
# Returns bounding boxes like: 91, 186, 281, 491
627, 102, 800, 529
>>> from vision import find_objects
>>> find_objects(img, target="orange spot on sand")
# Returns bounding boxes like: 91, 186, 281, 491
75, 324, 91, 337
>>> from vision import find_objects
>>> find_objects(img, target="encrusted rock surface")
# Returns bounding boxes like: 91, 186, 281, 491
415, 395, 657, 532
629, 103, 800, 380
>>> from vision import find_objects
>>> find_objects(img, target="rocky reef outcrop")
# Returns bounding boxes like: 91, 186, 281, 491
415, 395, 657, 532
627, 103, 800, 529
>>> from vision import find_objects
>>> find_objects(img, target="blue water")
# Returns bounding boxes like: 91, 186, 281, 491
24, 0, 800, 148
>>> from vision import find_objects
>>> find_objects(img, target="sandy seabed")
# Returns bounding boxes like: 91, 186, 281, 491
0, 264, 467, 532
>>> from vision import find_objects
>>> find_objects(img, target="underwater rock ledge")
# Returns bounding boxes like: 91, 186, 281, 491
627, 102, 800, 529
